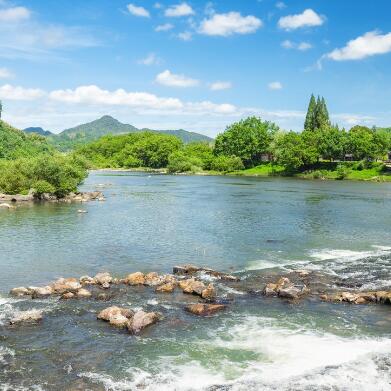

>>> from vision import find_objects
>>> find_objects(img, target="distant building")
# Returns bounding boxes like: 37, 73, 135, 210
260, 153, 273, 162
344, 154, 354, 161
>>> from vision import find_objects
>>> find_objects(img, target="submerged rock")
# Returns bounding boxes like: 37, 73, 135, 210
173, 264, 240, 281
185, 303, 226, 316
321, 291, 391, 305
10, 309, 43, 324
128, 310, 160, 334
76, 288, 92, 298
0, 203, 13, 209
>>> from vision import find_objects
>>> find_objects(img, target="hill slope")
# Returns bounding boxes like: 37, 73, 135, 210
0, 120, 53, 159
24, 127, 53, 136
48, 115, 213, 150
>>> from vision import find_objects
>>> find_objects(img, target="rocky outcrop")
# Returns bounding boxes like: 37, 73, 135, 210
97, 306, 134, 323
10, 309, 43, 324
0, 191, 105, 203
80, 275, 96, 285
185, 303, 226, 316
128, 310, 160, 334
321, 291, 391, 305
10, 287, 31, 296
94, 272, 112, 286
173, 264, 240, 281
51, 278, 82, 294
263, 277, 309, 300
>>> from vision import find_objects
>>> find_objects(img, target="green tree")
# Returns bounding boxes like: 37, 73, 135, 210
214, 116, 278, 168
348, 125, 386, 161
317, 125, 348, 161
304, 94, 316, 131
272, 131, 318, 172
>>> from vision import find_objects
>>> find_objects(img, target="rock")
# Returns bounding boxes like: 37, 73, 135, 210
144, 272, 162, 286
321, 290, 391, 305
61, 292, 75, 299
97, 306, 133, 322
0, 193, 33, 202
76, 288, 92, 298
185, 303, 226, 316
179, 279, 206, 296
295, 269, 311, 277
10, 309, 43, 324
128, 310, 159, 334
51, 278, 82, 294
80, 276, 96, 285
101, 282, 110, 289
201, 284, 216, 300
96, 293, 111, 301
0, 203, 12, 209
125, 272, 145, 285
109, 314, 130, 328
94, 272, 112, 285
263, 277, 308, 300
173, 265, 240, 281
77, 209, 87, 213
31, 286, 53, 298
156, 282, 176, 293
10, 287, 30, 297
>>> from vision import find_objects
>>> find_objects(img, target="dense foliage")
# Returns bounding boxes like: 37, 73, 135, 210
214, 117, 278, 168
0, 120, 88, 196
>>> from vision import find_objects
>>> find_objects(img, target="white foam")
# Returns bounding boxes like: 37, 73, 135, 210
310, 246, 391, 262
78, 315, 391, 391
0, 346, 15, 365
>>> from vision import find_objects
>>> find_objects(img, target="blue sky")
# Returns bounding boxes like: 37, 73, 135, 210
0, 0, 390, 136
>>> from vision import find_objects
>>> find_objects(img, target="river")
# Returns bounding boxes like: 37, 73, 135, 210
1, 172, 391, 390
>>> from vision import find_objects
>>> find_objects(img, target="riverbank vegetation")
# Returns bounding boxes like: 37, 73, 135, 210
74, 95, 391, 181
0, 120, 88, 196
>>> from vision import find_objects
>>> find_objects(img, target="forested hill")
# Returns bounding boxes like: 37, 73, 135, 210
0, 120, 53, 159
24, 127, 53, 136
44, 115, 213, 151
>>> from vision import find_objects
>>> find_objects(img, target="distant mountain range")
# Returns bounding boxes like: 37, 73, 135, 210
24, 115, 213, 151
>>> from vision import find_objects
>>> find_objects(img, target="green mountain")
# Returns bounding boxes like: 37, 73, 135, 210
47, 115, 213, 151
0, 120, 53, 159
24, 127, 53, 136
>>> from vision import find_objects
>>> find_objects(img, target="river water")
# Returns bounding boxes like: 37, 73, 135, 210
1, 172, 391, 390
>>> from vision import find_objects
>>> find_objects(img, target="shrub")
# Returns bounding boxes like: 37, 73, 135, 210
32, 180, 56, 195
167, 151, 202, 173
210, 155, 244, 172
336, 164, 350, 180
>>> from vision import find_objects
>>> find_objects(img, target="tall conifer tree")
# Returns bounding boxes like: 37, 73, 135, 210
304, 94, 316, 131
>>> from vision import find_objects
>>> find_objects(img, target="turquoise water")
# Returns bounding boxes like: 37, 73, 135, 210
1, 172, 391, 390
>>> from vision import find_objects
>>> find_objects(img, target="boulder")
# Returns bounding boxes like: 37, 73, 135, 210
101, 282, 110, 289
128, 310, 159, 334
263, 277, 308, 300
80, 276, 96, 285
185, 303, 226, 316
51, 278, 82, 294
156, 282, 176, 293
76, 288, 92, 298
94, 272, 112, 285
125, 272, 145, 285
97, 306, 133, 322
10, 287, 30, 297
10, 309, 43, 324
201, 284, 216, 300
144, 272, 162, 286
31, 286, 53, 298
109, 314, 130, 328
179, 279, 206, 296
0, 203, 12, 209
321, 291, 391, 305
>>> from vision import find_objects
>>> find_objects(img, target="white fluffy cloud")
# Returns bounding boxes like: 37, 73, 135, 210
155, 70, 199, 87
0, 6, 30, 22
326, 31, 391, 61
268, 81, 283, 90
278, 9, 324, 30
0, 84, 45, 100
165, 2, 194, 17
209, 81, 232, 91
282, 40, 312, 51
49, 85, 183, 110
155, 23, 174, 32
138, 53, 161, 66
0, 67, 13, 78
199, 12, 262, 36
127, 4, 150, 18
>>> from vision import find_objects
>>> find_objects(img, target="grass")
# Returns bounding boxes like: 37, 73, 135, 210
228, 163, 285, 177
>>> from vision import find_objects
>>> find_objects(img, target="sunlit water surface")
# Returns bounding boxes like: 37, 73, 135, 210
1, 172, 391, 390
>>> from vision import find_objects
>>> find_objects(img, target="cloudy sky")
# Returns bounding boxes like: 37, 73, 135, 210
0, 0, 390, 135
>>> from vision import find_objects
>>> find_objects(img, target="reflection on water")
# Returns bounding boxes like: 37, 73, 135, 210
1, 172, 391, 390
